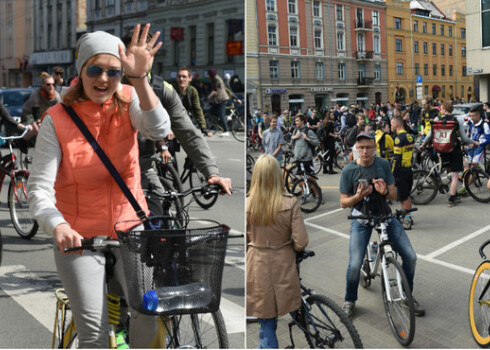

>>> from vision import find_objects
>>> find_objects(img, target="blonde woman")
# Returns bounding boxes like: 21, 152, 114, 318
246, 154, 309, 348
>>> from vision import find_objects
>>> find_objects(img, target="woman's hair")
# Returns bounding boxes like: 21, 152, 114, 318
247, 154, 285, 226
62, 55, 130, 115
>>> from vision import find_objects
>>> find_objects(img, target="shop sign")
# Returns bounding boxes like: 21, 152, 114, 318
265, 88, 287, 94
309, 87, 332, 93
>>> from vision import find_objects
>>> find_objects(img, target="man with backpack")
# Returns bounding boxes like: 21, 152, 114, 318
420, 100, 477, 207
291, 114, 319, 174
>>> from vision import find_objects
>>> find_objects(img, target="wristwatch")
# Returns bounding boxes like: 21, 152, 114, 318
158, 145, 168, 151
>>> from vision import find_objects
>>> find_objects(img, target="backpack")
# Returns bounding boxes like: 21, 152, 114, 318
378, 133, 387, 158
432, 115, 459, 153
346, 113, 357, 128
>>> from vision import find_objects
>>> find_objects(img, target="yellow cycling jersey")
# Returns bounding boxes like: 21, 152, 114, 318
392, 130, 414, 171
422, 108, 440, 135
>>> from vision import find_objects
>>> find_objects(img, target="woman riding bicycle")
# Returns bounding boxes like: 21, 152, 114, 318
28, 24, 170, 348
246, 154, 309, 348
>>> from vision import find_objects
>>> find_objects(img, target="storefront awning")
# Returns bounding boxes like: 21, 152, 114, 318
289, 99, 304, 103
356, 97, 368, 100
432, 85, 441, 92
331, 97, 349, 101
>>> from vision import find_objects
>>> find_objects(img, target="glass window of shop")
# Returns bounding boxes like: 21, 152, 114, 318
357, 93, 368, 108
289, 94, 304, 114
271, 94, 281, 114
315, 95, 328, 112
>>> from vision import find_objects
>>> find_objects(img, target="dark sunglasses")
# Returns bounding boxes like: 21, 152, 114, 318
85, 65, 122, 79
44, 83, 55, 86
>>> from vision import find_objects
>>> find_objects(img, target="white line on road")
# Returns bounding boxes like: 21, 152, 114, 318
425, 223, 490, 259
228, 159, 243, 162
220, 297, 245, 334
304, 207, 344, 221
304, 221, 350, 239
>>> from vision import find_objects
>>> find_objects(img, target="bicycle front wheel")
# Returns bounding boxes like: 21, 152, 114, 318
8, 171, 38, 239
381, 256, 415, 346
468, 260, 490, 347
410, 169, 438, 205
247, 154, 255, 174
291, 178, 322, 213
168, 310, 229, 348
302, 294, 363, 348
312, 154, 323, 175
231, 116, 245, 142
189, 168, 218, 209
465, 168, 490, 203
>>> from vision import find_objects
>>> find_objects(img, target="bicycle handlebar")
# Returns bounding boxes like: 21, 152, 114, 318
347, 208, 418, 222
479, 239, 490, 259
0, 127, 29, 141
296, 250, 315, 264
64, 236, 119, 253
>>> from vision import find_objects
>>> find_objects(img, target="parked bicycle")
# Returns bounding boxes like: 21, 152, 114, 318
286, 250, 363, 348
290, 162, 322, 213
0, 128, 38, 239
312, 139, 351, 175
349, 208, 417, 346
462, 147, 490, 203
468, 239, 490, 348
52, 184, 230, 349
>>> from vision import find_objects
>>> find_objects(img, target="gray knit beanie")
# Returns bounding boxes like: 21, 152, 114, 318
75, 31, 124, 74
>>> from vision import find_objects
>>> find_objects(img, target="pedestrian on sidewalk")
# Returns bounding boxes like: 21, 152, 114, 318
246, 154, 309, 348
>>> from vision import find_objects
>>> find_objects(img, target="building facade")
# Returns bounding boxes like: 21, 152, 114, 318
385, 0, 473, 104
246, 0, 261, 115
254, 0, 388, 115
466, 0, 490, 102
87, 0, 244, 85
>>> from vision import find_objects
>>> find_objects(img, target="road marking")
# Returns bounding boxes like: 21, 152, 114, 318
304, 207, 344, 221
228, 159, 243, 162
417, 255, 475, 275
304, 221, 350, 239
425, 223, 490, 259
220, 298, 245, 334
320, 186, 340, 189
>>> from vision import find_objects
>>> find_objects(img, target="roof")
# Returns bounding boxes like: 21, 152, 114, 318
410, 0, 445, 18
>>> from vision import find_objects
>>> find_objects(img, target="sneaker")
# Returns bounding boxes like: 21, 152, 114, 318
342, 301, 355, 318
454, 195, 462, 204
412, 297, 426, 317
457, 187, 468, 196
402, 216, 411, 230
448, 199, 455, 207
220, 132, 230, 137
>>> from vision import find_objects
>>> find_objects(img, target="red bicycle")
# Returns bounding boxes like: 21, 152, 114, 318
0, 128, 38, 239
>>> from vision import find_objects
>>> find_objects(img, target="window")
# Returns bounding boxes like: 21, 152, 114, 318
291, 61, 300, 78
289, 26, 298, 47
448, 26, 452, 37
441, 44, 445, 55
338, 62, 346, 80
461, 28, 466, 39
424, 63, 428, 75
449, 45, 453, 56
314, 29, 322, 49
413, 20, 418, 32
207, 23, 214, 64
313, 1, 321, 17
442, 85, 446, 97
433, 64, 437, 76
374, 35, 380, 54
372, 10, 379, 26
423, 22, 427, 33
425, 86, 429, 96
189, 25, 196, 66
463, 66, 467, 76
440, 25, 444, 36
357, 33, 365, 52
423, 42, 428, 54
270, 60, 279, 78
483, 1, 490, 46
441, 64, 445, 76
336, 5, 343, 21
337, 32, 344, 51
356, 8, 363, 27
268, 25, 277, 46
375, 64, 381, 80
395, 39, 402, 52
396, 62, 403, 75
288, 0, 297, 14
450, 85, 453, 96
461, 85, 465, 97
315, 62, 324, 79
415, 63, 419, 75
266, 0, 275, 12
462, 46, 466, 57
414, 41, 419, 53
432, 43, 437, 55
395, 17, 402, 29
432, 23, 436, 34
449, 65, 453, 76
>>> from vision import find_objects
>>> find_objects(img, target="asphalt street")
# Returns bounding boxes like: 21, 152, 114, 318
247, 150, 489, 349
0, 136, 245, 349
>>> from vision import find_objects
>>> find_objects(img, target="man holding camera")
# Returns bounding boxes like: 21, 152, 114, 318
339, 132, 424, 318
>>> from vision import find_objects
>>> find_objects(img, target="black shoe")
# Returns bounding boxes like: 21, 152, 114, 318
403, 296, 425, 317
329, 170, 338, 174
342, 301, 355, 318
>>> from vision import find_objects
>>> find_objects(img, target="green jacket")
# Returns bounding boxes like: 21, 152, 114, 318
172, 82, 206, 130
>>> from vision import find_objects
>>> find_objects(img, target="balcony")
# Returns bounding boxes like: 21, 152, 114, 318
357, 77, 374, 87
354, 51, 373, 60
354, 20, 372, 31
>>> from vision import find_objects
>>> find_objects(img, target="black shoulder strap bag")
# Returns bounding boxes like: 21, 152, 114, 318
61, 103, 150, 226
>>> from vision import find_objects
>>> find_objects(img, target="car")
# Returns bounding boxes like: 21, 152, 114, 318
0, 88, 33, 123
453, 102, 483, 122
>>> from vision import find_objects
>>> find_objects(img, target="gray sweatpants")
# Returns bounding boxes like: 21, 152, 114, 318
54, 247, 158, 348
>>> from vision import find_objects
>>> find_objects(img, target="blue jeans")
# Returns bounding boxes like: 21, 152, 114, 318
345, 217, 417, 302
212, 100, 228, 132
258, 318, 278, 349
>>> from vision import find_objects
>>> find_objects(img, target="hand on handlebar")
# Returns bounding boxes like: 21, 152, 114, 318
53, 223, 84, 255
160, 149, 172, 163
207, 176, 232, 195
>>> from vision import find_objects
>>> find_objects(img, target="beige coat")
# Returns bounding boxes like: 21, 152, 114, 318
246, 195, 309, 319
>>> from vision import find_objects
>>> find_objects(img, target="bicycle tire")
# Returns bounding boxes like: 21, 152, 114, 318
247, 154, 255, 174
468, 260, 490, 348
302, 294, 363, 348
205, 113, 224, 134
189, 167, 219, 209
360, 251, 372, 288
158, 163, 185, 208
381, 256, 415, 346
312, 154, 323, 175
284, 163, 300, 194
464, 168, 490, 203
335, 150, 350, 170
291, 178, 322, 213
410, 169, 438, 205
168, 310, 229, 348
231, 115, 245, 142
8, 171, 39, 239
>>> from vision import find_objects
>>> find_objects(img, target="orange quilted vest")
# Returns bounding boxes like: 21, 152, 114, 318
51, 85, 148, 239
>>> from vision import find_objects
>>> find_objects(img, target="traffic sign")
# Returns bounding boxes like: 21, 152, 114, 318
416, 75, 423, 83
